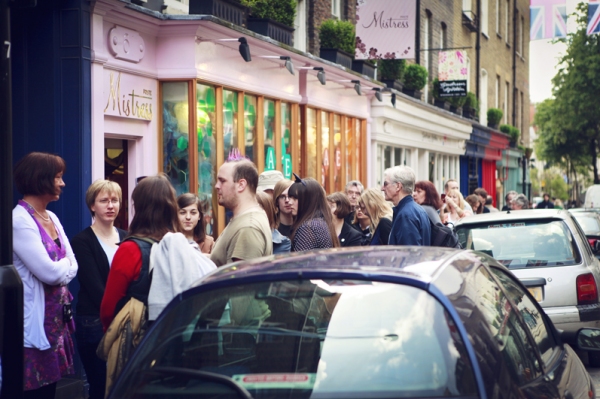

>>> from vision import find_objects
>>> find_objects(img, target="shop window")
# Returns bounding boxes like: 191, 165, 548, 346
355, 119, 361, 179
223, 89, 238, 161
307, 108, 317, 179
346, 117, 354, 182
405, 149, 412, 166
321, 111, 330, 191
429, 153, 435, 183
196, 83, 217, 236
281, 102, 293, 178
384, 146, 392, 170
333, 115, 342, 192
394, 148, 402, 167
162, 81, 190, 195
264, 99, 276, 171
244, 94, 257, 162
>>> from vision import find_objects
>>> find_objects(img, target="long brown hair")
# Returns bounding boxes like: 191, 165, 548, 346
128, 174, 181, 241
177, 193, 207, 244
288, 177, 339, 247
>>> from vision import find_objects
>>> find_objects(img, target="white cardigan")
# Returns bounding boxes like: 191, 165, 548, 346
13, 205, 78, 350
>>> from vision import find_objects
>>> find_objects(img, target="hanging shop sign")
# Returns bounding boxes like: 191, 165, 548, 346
437, 51, 467, 97
355, 0, 416, 60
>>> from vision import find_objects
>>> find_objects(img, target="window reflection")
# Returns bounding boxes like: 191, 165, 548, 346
321, 111, 330, 191
162, 82, 190, 195
264, 99, 276, 170
196, 83, 217, 236
223, 89, 238, 160
333, 115, 342, 192
307, 108, 317, 179
281, 102, 293, 178
244, 94, 257, 162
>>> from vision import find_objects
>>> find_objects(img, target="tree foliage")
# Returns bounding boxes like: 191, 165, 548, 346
537, 2, 600, 183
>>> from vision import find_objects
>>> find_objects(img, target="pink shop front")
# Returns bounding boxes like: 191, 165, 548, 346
92, 0, 377, 236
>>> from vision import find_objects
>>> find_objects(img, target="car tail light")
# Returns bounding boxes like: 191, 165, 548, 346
589, 238, 597, 247
577, 273, 598, 304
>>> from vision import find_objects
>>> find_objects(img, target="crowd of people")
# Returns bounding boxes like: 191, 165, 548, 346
12, 150, 553, 398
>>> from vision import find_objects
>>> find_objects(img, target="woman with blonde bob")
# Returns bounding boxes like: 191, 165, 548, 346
71, 179, 127, 399
359, 188, 394, 246
441, 189, 472, 225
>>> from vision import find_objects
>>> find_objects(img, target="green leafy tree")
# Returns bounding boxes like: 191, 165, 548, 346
545, 2, 600, 183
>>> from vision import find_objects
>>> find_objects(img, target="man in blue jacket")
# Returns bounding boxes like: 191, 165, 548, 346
382, 165, 431, 246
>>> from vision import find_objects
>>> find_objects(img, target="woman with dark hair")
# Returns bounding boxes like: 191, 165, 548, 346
256, 191, 291, 254
13, 152, 78, 399
273, 179, 294, 237
100, 174, 183, 330
413, 180, 443, 225
327, 192, 364, 247
71, 180, 127, 399
288, 175, 339, 251
177, 193, 214, 254
465, 194, 483, 214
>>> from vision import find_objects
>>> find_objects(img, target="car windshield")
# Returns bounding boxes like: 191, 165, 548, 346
456, 219, 581, 268
112, 279, 478, 399
572, 214, 600, 236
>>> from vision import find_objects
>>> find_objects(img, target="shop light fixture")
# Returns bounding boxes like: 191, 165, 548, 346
210, 37, 252, 62
353, 80, 361, 96
372, 88, 383, 102
298, 66, 326, 85
258, 55, 295, 75
391, 93, 396, 107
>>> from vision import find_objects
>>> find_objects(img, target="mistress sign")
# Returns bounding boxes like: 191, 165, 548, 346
355, 0, 416, 60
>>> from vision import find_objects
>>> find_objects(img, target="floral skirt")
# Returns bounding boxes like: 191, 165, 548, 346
24, 285, 75, 391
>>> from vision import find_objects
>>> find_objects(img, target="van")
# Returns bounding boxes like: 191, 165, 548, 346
584, 185, 600, 208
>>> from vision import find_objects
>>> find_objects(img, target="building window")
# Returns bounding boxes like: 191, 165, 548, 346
331, 0, 341, 18
440, 22, 447, 49
480, 69, 488, 125
519, 16, 524, 55
505, 0, 509, 43
162, 81, 190, 195
294, 0, 306, 52
424, 11, 432, 102
462, 0, 471, 12
520, 91, 524, 135
481, 0, 489, 36
495, 75, 500, 109
504, 81, 509, 124
466, 56, 471, 91
496, 0, 500, 35
377, 145, 415, 186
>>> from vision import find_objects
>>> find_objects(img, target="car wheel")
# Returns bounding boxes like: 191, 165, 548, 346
589, 350, 600, 367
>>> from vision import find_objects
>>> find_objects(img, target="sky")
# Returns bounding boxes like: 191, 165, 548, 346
529, 0, 583, 103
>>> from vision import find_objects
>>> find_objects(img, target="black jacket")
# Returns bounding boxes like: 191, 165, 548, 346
339, 222, 364, 247
71, 226, 128, 316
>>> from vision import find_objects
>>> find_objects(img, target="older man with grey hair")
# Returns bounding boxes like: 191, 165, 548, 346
382, 165, 431, 246
344, 180, 364, 226
511, 194, 529, 210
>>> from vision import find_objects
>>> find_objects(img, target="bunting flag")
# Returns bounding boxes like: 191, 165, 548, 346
530, 0, 567, 40
588, 0, 600, 35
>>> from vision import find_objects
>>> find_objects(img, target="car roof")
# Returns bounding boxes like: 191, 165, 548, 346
454, 209, 571, 226
195, 247, 465, 288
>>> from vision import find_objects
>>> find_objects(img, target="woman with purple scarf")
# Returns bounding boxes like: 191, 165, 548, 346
12, 152, 78, 399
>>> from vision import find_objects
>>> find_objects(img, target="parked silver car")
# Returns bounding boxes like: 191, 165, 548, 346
455, 209, 600, 365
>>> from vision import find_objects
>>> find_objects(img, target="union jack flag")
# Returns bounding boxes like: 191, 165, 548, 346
530, 0, 567, 41
588, 0, 600, 35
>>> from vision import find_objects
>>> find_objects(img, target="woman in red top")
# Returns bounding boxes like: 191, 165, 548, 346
100, 174, 181, 331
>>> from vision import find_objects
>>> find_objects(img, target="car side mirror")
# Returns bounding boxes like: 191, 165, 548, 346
576, 328, 600, 351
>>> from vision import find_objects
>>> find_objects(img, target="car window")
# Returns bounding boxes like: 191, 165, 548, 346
456, 220, 581, 268
573, 214, 600, 236
113, 280, 478, 399
489, 267, 559, 368
474, 267, 543, 385
571, 216, 595, 260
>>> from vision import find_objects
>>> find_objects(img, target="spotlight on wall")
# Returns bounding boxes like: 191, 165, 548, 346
297, 66, 326, 85
352, 80, 361, 96
372, 88, 383, 102
259, 55, 295, 75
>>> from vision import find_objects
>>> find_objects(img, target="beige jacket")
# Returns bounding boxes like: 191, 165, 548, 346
97, 297, 147, 398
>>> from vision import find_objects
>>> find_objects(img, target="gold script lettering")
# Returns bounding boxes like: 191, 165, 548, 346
104, 72, 153, 121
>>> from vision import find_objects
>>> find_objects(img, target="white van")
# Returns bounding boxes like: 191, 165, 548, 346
584, 185, 600, 208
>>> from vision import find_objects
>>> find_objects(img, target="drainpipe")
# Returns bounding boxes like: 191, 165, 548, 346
0, 1, 24, 398
415, 0, 421, 65
475, 0, 481, 100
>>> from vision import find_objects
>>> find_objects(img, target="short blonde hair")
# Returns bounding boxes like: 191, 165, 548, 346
359, 188, 393, 233
85, 180, 123, 217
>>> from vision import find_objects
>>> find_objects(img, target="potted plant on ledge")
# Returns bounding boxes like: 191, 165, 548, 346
402, 64, 427, 100
241, 0, 296, 46
448, 94, 467, 116
463, 92, 478, 120
319, 19, 355, 69
378, 59, 405, 91
487, 108, 503, 130
432, 78, 450, 110
500, 124, 520, 147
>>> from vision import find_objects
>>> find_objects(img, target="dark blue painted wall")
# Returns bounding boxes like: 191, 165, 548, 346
11, 0, 92, 239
